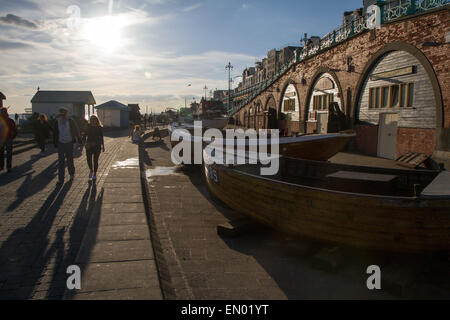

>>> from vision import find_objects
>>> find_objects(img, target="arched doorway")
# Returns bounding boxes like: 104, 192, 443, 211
265, 95, 278, 129
306, 73, 343, 134
255, 101, 264, 130
356, 49, 438, 159
248, 106, 254, 129
280, 82, 300, 135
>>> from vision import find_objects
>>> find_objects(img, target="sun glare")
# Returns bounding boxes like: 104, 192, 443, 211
83, 16, 126, 53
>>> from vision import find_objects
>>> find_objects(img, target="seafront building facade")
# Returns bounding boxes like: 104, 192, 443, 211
225, 0, 450, 160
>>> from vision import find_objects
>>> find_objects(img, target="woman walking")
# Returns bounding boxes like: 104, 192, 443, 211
83, 115, 105, 182
34, 113, 52, 156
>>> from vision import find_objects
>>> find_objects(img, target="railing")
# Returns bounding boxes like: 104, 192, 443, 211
228, 0, 449, 116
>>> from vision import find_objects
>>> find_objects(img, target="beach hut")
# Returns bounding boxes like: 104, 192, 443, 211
95, 100, 130, 128
31, 90, 96, 118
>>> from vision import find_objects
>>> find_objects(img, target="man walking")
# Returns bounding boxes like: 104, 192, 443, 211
53, 108, 82, 184
0, 108, 18, 173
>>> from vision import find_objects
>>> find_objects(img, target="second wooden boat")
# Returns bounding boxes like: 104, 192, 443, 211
168, 123, 355, 164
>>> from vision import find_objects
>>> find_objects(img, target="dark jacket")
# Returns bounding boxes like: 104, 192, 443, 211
52, 118, 81, 146
83, 124, 104, 150
34, 120, 52, 140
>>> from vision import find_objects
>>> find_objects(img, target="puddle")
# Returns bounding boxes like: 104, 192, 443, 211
112, 158, 139, 169
145, 166, 182, 183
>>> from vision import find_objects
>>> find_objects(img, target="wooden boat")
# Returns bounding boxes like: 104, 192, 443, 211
168, 123, 355, 164
203, 151, 450, 253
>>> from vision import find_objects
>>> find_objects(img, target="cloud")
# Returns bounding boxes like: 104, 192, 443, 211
0, 0, 40, 12
0, 14, 38, 29
0, 39, 33, 50
183, 2, 203, 12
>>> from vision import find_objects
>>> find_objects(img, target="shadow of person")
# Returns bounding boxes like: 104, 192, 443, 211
0, 180, 73, 299
0, 153, 43, 188
54, 185, 105, 300
6, 160, 58, 212
45, 182, 99, 298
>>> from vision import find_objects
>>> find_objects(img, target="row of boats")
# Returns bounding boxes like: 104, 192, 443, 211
168, 123, 450, 253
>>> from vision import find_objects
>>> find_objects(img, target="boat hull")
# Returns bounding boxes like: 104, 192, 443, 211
204, 163, 450, 253
169, 131, 354, 164
280, 135, 352, 161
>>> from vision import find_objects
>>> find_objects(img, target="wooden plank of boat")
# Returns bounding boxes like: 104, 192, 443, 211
203, 151, 450, 253
396, 152, 430, 169
420, 171, 450, 199
326, 171, 398, 182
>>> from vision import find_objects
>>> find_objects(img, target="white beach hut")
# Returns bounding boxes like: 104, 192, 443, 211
95, 100, 130, 128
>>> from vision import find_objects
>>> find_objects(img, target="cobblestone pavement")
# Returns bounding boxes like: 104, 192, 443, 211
142, 136, 450, 300
0, 130, 136, 299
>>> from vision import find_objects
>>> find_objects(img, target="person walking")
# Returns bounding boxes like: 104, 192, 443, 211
34, 113, 52, 156
83, 115, 104, 182
132, 125, 142, 144
128, 119, 134, 138
0, 107, 18, 173
53, 108, 82, 184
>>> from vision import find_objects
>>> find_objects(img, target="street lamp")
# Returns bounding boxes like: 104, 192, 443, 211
226, 62, 233, 114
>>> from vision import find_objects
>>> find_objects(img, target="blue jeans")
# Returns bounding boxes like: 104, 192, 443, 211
0, 139, 13, 170
58, 142, 75, 181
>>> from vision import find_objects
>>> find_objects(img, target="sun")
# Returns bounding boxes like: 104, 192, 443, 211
83, 16, 125, 53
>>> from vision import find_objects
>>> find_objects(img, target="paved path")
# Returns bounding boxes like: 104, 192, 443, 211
141, 136, 450, 300
0, 130, 162, 300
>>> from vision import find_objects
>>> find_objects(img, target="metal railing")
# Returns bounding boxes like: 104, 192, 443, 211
228, 0, 449, 116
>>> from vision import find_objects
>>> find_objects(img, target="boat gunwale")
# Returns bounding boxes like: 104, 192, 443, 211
208, 160, 447, 202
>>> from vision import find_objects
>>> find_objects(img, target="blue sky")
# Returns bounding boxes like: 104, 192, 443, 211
0, 0, 363, 113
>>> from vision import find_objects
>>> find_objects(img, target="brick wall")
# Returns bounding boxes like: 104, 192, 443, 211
397, 128, 436, 157
235, 8, 450, 154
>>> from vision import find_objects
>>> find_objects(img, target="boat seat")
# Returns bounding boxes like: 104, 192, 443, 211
326, 171, 399, 195
420, 171, 450, 199
327, 171, 398, 182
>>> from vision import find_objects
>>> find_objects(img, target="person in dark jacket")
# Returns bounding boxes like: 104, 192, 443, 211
0, 107, 18, 173
53, 108, 82, 184
34, 113, 52, 155
83, 115, 104, 182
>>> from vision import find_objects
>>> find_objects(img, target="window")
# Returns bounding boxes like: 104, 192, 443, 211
381, 86, 389, 108
369, 83, 414, 109
313, 93, 334, 111
284, 99, 295, 112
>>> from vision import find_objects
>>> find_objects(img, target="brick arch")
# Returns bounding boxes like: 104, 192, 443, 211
265, 94, 277, 110
265, 94, 278, 129
255, 99, 264, 129
353, 41, 446, 151
303, 67, 345, 127
255, 100, 263, 113
279, 78, 301, 114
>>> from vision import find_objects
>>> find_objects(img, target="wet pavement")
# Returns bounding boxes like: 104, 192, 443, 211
141, 135, 450, 300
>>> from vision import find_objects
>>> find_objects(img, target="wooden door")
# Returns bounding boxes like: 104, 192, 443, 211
317, 113, 328, 134
377, 113, 398, 159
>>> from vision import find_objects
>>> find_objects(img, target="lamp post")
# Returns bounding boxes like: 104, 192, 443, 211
226, 62, 233, 114
203, 85, 208, 101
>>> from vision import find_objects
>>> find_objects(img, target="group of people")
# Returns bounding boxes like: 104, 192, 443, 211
1, 107, 105, 184
50, 108, 105, 184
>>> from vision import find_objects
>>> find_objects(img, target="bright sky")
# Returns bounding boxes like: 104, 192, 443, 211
0, 0, 363, 114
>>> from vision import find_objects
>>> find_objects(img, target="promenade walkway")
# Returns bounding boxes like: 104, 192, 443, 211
0, 129, 162, 299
